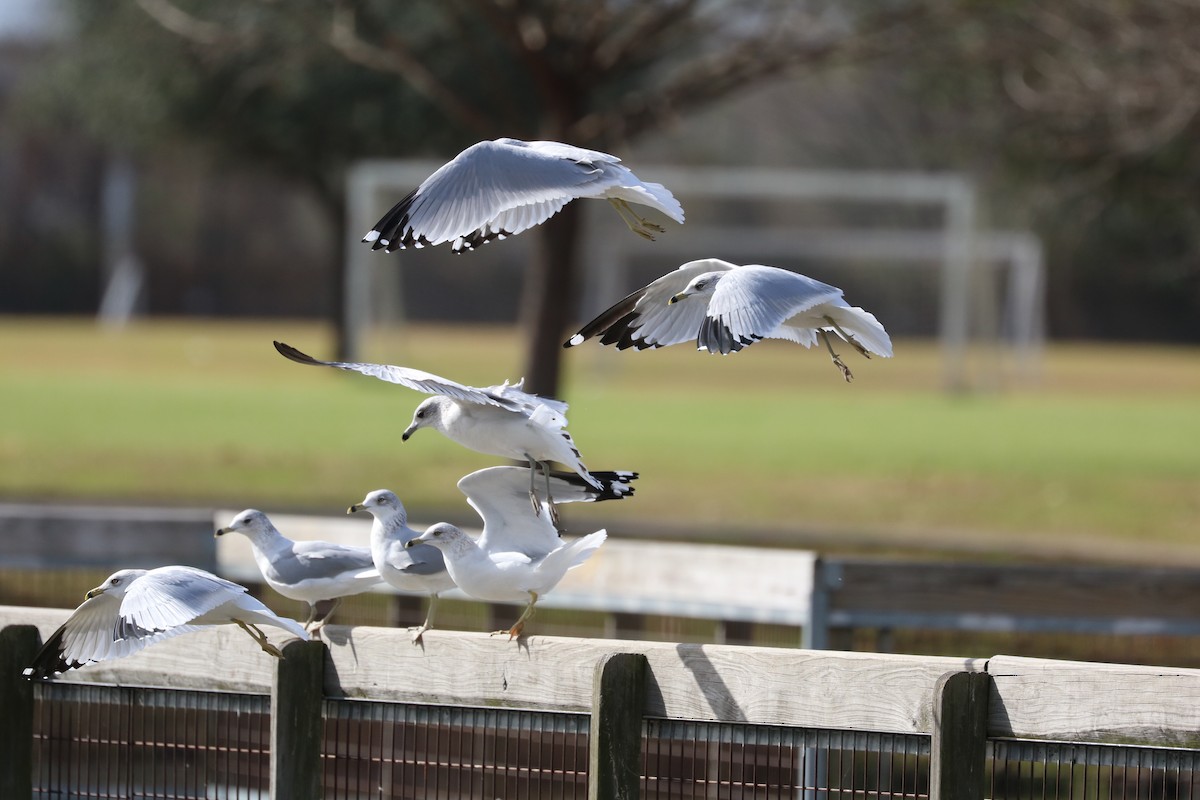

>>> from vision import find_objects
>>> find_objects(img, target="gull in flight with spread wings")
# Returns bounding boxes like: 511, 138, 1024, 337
565, 258, 893, 382
361, 138, 684, 253
24, 566, 308, 679
407, 465, 629, 639
275, 340, 605, 526
347, 489, 456, 644
216, 509, 382, 633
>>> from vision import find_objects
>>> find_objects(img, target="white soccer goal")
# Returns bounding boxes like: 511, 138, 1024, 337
344, 162, 1044, 389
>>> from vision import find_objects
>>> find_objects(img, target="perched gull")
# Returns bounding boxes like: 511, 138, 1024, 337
565, 258, 893, 382
411, 523, 607, 641
348, 489, 456, 644
406, 465, 630, 639
216, 509, 382, 633
361, 138, 684, 253
24, 566, 308, 679
275, 340, 605, 525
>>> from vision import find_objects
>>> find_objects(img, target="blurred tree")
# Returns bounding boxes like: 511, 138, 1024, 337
902, 0, 1200, 340
30, 0, 956, 393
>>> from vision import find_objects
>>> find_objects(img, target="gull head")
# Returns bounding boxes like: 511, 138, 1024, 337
402, 397, 447, 441
348, 489, 406, 522
215, 509, 275, 540
409, 522, 469, 552
86, 568, 146, 600
669, 271, 725, 305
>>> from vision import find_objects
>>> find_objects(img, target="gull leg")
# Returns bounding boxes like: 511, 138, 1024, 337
820, 331, 854, 383
822, 314, 872, 358
542, 462, 562, 531
234, 619, 284, 658
618, 198, 666, 233
525, 457, 543, 517
309, 597, 341, 636
301, 603, 317, 632
607, 199, 657, 241
491, 592, 539, 640
410, 594, 439, 645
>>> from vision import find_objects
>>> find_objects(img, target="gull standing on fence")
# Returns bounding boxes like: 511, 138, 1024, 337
275, 340, 606, 526
348, 489, 456, 644
216, 509, 382, 633
361, 138, 684, 253
407, 465, 628, 640
23, 566, 309, 679
565, 258, 893, 382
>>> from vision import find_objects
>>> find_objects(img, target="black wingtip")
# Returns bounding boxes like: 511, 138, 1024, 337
23, 623, 75, 681
273, 341, 324, 366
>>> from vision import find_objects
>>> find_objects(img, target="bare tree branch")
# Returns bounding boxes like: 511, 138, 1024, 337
133, 0, 226, 46
328, 1, 494, 137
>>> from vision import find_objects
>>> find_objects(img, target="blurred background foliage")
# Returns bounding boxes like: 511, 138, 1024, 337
3, 0, 1197, 392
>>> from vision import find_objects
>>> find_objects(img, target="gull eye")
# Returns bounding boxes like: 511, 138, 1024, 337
433, 530, 442, 537
111, 578, 122, 586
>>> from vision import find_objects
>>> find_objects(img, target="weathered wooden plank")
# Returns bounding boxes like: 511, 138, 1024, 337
930, 671, 990, 800
2, 607, 980, 733
319, 624, 982, 733
590, 653, 647, 800
827, 560, 1200, 621
0, 625, 41, 800
271, 640, 325, 800
987, 655, 1200, 747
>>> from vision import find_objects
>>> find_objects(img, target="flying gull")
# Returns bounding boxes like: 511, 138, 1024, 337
275, 340, 606, 525
216, 509, 382, 633
24, 566, 308, 679
362, 138, 684, 253
564, 258, 893, 382
406, 465, 631, 639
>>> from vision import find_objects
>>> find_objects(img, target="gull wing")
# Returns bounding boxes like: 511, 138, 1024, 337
564, 259, 739, 350
364, 139, 616, 252
458, 467, 570, 560
274, 341, 524, 411
280, 541, 380, 584
24, 567, 235, 678
699, 265, 846, 355
118, 566, 249, 633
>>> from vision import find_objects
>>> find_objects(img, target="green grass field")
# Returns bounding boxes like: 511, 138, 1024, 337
2, 317, 1198, 565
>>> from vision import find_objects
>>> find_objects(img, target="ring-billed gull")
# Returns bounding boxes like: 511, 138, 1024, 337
275, 340, 608, 525
23, 566, 309, 679
361, 138, 684, 253
410, 523, 607, 641
565, 258, 893, 382
216, 509, 382, 633
348, 489, 456, 644
404, 465, 628, 640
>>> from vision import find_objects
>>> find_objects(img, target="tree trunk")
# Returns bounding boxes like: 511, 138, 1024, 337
519, 202, 585, 397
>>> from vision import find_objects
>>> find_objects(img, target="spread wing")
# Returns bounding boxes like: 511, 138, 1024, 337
363, 139, 617, 252
564, 259, 739, 350
458, 467, 571, 559
274, 341, 525, 411
24, 567, 241, 678
699, 265, 845, 354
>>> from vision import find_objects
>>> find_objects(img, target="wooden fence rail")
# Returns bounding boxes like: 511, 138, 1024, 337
6, 504, 1200, 650
4, 606, 1200, 799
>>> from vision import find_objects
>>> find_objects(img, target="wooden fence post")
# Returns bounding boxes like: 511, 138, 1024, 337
589, 652, 647, 800
930, 670, 990, 800
0, 625, 42, 799
271, 638, 326, 800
